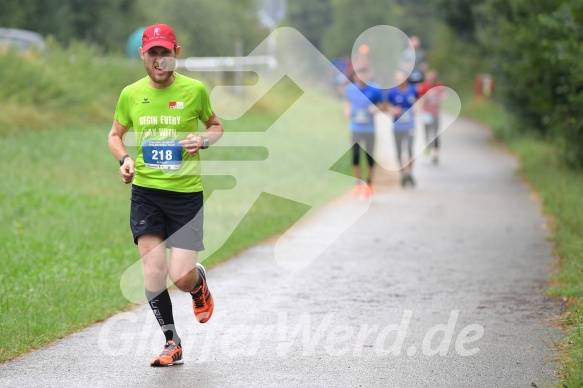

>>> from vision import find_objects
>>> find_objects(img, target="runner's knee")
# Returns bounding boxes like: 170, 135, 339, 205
142, 261, 168, 287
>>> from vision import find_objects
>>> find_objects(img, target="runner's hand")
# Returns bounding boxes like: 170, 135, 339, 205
120, 158, 134, 184
390, 106, 403, 116
179, 134, 203, 156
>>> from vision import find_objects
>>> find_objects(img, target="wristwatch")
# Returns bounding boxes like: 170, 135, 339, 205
200, 136, 210, 149
119, 154, 132, 166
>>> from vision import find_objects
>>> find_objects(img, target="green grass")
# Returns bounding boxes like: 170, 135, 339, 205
460, 94, 583, 387
0, 69, 354, 361
0, 39, 143, 134
511, 139, 583, 386
0, 125, 137, 360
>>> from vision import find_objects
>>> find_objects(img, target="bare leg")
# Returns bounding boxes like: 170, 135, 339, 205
168, 247, 199, 292
138, 233, 168, 292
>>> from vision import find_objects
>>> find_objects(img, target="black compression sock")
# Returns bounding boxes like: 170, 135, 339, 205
145, 288, 181, 345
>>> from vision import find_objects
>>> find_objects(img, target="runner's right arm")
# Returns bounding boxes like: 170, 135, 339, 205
108, 119, 134, 184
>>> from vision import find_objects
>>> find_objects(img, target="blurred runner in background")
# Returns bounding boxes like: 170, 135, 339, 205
399, 35, 427, 85
344, 66, 384, 198
417, 69, 446, 165
386, 70, 418, 188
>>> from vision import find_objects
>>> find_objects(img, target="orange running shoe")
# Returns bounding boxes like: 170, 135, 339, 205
362, 183, 372, 199
150, 340, 183, 367
191, 263, 214, 323
350, 184, 363, 197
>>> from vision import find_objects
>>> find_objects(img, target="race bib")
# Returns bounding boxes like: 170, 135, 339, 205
354, 108, 372, 124
142, 140, 183, 170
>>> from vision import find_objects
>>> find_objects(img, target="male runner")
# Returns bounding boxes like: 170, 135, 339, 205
344, 66, 384, 198
107, 23, 223, 366
417, 69, 445, 165
386, 70, 418, 187
399, 35, 427, 84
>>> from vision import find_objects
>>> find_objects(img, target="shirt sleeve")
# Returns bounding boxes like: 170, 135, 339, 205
198, 85, 214, 122
113, 90, 132, 128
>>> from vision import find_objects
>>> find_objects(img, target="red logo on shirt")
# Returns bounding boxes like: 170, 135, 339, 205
169, 101, 184, 109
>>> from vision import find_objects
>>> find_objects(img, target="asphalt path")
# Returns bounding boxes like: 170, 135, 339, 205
0, 115, 562, 387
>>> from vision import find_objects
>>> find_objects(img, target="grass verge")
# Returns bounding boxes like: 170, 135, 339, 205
460, 95, 583, 386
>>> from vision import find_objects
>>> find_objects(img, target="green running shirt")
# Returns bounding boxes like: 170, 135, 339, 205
114, 72, 214, 193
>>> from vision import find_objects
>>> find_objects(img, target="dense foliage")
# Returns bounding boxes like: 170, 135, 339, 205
0, 0, 142, 52
439, 0, 583, 168
0, 0, 268, 56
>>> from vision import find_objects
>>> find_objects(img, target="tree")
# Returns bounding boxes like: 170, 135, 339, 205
432, 0, 484, 42
282, 0, 333, 51
0, 0, 142, 53
436, 0, 583, 167
536, 1, 583, 167
137, 0, 267, 57
471, 0, 583, 166
394, 0, 440, 48
321, 0, 400, 59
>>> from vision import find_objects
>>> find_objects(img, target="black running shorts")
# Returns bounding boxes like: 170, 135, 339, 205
130, 185, 204, 251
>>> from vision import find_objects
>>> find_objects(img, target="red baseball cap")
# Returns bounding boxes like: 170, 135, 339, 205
141, 24, 177, 52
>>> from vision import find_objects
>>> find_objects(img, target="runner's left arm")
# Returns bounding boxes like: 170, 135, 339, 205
180, 112, 224, 156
